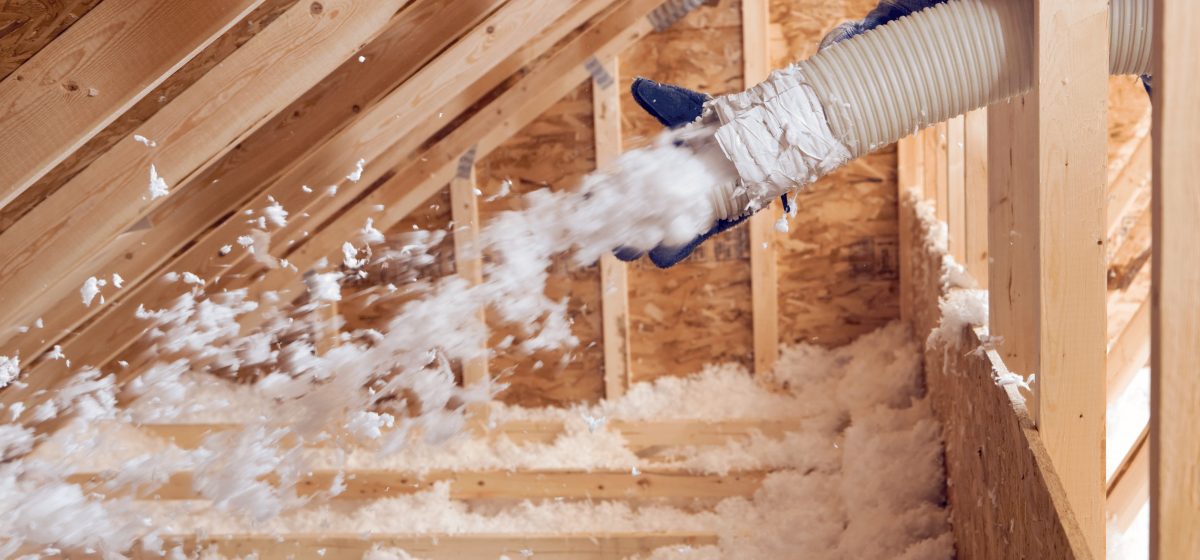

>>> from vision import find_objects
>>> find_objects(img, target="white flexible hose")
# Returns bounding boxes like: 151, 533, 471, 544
710, 0, 1153, 210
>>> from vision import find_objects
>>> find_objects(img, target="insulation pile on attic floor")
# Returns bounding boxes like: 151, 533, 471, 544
31, 323, 953, 559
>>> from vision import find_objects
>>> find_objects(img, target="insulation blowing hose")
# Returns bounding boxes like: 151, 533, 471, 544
805, 0, 1152, 157
710, 0, 1152, 207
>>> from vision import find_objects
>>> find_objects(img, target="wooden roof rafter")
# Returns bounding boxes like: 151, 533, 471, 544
0, 0, 508, 374
0, 0, 417, 350
1, 0, 685, 444
0, 0, 267, 205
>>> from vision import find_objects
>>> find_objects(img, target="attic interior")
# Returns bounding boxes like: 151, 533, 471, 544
0, 0, 1197, 559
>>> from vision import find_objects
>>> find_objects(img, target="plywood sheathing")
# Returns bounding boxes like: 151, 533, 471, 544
621, 0, 753, 381
0, 0, 300, 233
477, 84, 606, 407
773, 0, 900, 348
900, 190, 1092, 560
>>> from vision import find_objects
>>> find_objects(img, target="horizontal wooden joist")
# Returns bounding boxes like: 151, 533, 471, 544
130, 533, 719, 560
68, 468, 768, 501
135, 418, 807, 456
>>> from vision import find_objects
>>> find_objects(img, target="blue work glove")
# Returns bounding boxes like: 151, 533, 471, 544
612, 78, 792, 268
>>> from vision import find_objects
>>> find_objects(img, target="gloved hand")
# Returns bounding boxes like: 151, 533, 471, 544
615, 1, 942, 269
611, 78, 793, 268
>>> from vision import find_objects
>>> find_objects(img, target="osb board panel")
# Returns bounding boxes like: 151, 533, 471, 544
778, 148, 900, 347
340, 186, 456, 335
901, 190, 1092, 560
477, 83, 605, 407
0, 0, 300, 233
772, 0, 900, 347
769, 0, 878, 68
619, 0, 743, 150
0, 0, 101, 80
620, 0, 753, 380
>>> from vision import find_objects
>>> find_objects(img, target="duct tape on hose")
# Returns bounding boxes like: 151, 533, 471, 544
707, 65, 851, 210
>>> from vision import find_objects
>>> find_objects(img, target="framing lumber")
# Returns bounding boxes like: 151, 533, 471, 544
743, 0, 778, 375
934, 122, 949, 223
135, 418, 807, 452
591, 55, 633, 398
945, 115, 966, 265
0, 0, 556, 432
1106, 133, 1152, 243
0, 0, 263, 206
70, 469, 768, 502
450, 149, 489, 388
132, 533, 719, 560
0, 0, 101, 81
987, 3, 1108, 551
0, 0, 416, 353
901, 189, 1093, 560
1106, 426, 1148, 534
896, 134, 923, 324
963, 108, 988, 286
1107, 296, 1149, 400
1150, 0, 1200, 555
234, 0, 666, 333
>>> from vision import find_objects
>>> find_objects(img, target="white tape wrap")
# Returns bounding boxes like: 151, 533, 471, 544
708, 65, 851, 210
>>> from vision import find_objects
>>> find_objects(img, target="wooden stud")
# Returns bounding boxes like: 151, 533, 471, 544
896, 134, 923, 324
1107, 296, 1150, 401
934, 121, 949, 223
591, 56, 632, 398
0, 0, 415, 346
946, 115, 966, 265
130, 533, 719, 560
987, 1, 1109, 553
1151, 0, 1200, 556
450, 148, 489, 389
963, 108, 989, 286
0, 0, 264, 206
743, 0, 778, 375
1107, 426, 1149, 535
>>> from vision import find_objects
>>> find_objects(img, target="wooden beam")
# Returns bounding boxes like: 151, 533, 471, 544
0, 0, 569, 433
69, 469, 768, 502
136, 418, 807, 452
0, 0, 264, 206
131, 533, 719, 560
902, 189, 1094, 559
0, 0, 502, 372
1107, 296, 1150, 401
896, 134, 922, 324
232, 0, 665, 336
946, 115, 966, 265
0, 1, 101, 81
987, 1, 1108, 553
934, 122, 949, 223
1151, 0, 1200, 556
1107, 426, 1149, 534
743, 0, 778, 375
1106, 133, 1152, 243
450, 148, 489, 389
963, 108, 989, 286
0, 0, 416, 349
590, 55, 632, 398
